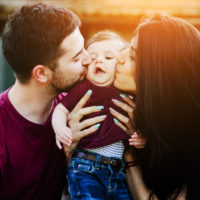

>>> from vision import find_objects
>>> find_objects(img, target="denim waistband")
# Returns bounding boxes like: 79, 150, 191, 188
72, 149, 124, 169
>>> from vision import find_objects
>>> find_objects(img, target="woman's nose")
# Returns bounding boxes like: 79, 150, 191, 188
116, 49, 127, 64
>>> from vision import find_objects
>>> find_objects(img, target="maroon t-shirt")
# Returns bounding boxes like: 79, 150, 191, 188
61, 80, 130, 149
0, 89, 67, 200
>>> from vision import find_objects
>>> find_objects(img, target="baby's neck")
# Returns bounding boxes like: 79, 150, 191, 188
87, 79, 114, 87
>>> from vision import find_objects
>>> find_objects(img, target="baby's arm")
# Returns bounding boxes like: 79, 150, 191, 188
129, 132, 146, 149
52, 103, 72, 149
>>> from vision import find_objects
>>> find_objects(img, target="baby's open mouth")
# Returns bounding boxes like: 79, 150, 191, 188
95, 66, 105, 74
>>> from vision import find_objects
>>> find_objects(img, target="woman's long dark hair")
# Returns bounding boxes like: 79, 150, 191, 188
134, 14, 200, 199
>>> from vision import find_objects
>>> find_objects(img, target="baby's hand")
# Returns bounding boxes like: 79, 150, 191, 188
128, 131, 146, 149
55, 126, 72, 149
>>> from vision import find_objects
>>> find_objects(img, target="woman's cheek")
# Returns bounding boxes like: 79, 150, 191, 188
127, 76, 136, 93
114, 73, 136, 93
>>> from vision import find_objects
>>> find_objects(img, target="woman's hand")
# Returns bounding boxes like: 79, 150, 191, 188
109, 94, 135, 135
110, 94, 146, 149
63, 90, 106, 159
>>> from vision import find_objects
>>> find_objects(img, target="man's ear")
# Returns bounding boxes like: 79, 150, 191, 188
32, 65, 51, 83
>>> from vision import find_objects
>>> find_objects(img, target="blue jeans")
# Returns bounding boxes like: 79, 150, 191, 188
67, 151, 131, 200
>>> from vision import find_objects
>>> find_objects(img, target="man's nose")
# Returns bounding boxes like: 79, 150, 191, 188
82, 49, 91, 66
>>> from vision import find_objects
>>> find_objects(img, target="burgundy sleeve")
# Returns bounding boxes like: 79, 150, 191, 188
60, 81, 88, 112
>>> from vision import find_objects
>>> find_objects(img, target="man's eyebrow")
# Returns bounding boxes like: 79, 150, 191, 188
72, 48, 83, 60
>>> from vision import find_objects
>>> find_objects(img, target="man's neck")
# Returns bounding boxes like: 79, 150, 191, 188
8, 81, 56, 124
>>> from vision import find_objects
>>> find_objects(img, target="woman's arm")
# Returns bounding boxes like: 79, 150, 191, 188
126, 163, 186, 200
110, 94, 152, 199
124, 147, 155, 200
126, 166, 152, 200
62, 90, 106, 164
112, 95, 186, 200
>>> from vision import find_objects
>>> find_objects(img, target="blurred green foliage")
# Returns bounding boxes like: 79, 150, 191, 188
0, 37, 15, 93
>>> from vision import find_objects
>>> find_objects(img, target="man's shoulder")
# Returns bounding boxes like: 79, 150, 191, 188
0, 89, 10, 129
0, 89, 9, 109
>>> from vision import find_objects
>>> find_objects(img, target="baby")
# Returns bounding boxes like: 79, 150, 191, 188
52, 30, 145, 199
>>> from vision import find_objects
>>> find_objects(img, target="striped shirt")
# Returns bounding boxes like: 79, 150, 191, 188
86, 141, 124, 159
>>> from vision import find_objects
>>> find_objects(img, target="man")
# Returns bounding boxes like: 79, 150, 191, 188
0, 3, 103, 199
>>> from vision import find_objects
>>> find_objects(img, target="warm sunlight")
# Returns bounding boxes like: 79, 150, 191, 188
0, 0, 200, 45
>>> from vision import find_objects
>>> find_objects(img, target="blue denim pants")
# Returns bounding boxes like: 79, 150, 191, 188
67, 151, 131, 200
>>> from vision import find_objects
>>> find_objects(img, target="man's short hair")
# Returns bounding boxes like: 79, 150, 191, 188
2, 3, 81, 83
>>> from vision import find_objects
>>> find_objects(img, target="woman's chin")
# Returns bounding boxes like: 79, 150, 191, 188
113, 79, 121, 89
114, 79, 126, 91
114, 79, 136, 94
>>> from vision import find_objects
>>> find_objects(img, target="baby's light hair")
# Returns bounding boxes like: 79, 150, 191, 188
86, 30, 129, 51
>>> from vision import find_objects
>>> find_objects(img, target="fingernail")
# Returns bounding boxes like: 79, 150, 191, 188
120, 94, 126, 98
112, 99, 118, 103
97, 106, 104, 110
114, 118, 118, 124
100, 115, 106, 119
128, 95, 134, 99
109, 107, 115, 113
86, 90, 92, 96
94, 123, 100, 129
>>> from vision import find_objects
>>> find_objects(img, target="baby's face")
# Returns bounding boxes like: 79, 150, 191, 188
86, 40, 121, 87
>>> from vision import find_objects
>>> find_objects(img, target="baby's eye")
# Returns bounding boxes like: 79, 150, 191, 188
105, 52, 115, 60
105, 56, 114, 60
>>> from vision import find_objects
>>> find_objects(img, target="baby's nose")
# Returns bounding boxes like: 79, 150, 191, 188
95, 55, 103, 63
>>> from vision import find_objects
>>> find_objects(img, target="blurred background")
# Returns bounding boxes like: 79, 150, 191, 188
0, 0, 200, 92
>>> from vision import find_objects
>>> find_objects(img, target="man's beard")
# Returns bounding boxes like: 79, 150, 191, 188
51, 75, 85, 94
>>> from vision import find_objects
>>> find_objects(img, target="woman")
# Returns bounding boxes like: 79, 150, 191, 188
111, 13, 200, 199
66, 13, 200, 199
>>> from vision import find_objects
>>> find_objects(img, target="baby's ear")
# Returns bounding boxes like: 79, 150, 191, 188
32, 65, 50, 83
